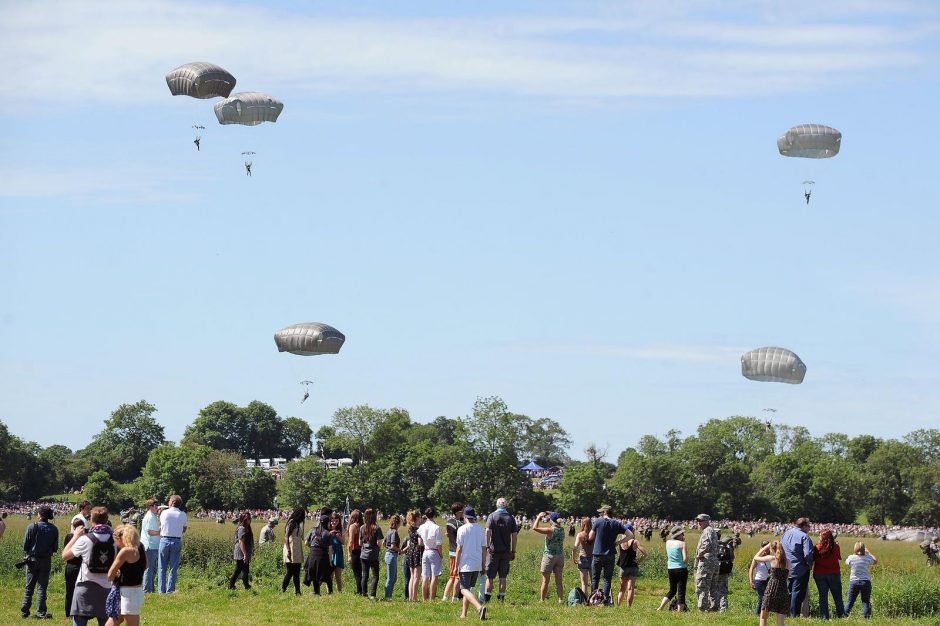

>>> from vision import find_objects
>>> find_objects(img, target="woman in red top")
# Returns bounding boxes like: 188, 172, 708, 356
812, 529, 844, 619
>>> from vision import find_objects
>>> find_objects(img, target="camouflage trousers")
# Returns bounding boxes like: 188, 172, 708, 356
694, 566, 720, 611
716, 573, 730, 611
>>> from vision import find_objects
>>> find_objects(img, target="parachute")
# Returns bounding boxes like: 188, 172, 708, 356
741, 347, 806, 384
777, 124, 841, 159
165, 63, 236, 99
275, 323, 345, 356
214, 92, 284, 126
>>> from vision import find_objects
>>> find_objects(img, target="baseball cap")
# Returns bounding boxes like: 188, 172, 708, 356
597, 505, 613, 513
268, 517, 278, 524
548, 512, 561, 522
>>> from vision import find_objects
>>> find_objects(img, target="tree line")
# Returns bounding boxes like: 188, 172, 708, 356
1, 400, 937, 526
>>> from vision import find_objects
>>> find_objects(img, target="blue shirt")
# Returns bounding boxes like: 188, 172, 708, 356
23, 520, 59, 558
781, 527, 814, 577
591, 517, 627, 556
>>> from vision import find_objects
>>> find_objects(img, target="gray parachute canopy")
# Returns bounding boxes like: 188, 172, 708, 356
214, 92, 284, 126
741, 347, 806, 384
777, 124, 841, 158
165, 63, 236, 99
275, 323, 345, 356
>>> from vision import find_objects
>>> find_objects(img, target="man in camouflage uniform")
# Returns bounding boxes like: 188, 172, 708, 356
694, 513, 720, 611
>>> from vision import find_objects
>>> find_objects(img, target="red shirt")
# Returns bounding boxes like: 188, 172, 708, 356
813, 543, 842, 576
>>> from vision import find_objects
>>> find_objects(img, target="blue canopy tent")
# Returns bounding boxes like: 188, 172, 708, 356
519, 461, 544, 472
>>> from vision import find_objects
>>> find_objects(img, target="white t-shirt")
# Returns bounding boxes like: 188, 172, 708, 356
456, 522, 485, 573
71, 513, 89, 530
160, 507, 187, 537
418, 519, 443, 551
753, 560, 771, 581
71, 532, 113, 588
845, 554, 875, 582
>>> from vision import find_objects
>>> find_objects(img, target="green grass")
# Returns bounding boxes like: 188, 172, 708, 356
3, 516, 939, 624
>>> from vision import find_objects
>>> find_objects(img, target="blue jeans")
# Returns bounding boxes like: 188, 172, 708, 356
22, 557, 52, 616
814, 572, 845, 619
845, 580, 872, 618
159, 537, 182, 593
144, 548, 159, 593
384, 552, 398, 599
591, 554, 616, 603
788, 572, 810, 617
402, 556, 411, 599
754, 578, 768, 615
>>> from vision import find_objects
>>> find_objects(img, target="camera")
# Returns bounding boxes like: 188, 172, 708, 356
14, 557, 33, 569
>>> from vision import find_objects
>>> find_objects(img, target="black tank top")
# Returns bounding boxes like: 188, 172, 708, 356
618, 541, 638, 569
118, 543, 147, 587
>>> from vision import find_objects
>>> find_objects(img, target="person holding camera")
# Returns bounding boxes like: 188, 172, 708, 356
21, 505, 59, 619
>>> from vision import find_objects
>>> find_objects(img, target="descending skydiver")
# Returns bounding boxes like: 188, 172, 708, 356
302, 388, 309, 403
245, 162, 252, 176
194, 137, 201, 151
804, 189, 812, 204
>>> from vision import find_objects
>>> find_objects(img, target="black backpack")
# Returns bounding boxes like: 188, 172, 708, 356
87, 532, 116, 574
717, 540, 734, 574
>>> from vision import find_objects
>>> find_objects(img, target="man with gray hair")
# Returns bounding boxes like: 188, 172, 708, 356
694, 513, 720, 611
484, 497, 518, 603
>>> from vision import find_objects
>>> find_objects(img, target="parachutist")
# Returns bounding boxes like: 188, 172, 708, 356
301, 389, 309, 403
245, 163, 252, 177
194, 137, 201, 151
805, 191, 811, 204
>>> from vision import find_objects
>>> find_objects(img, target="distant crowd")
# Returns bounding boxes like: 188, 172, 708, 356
5, 498, 939, 624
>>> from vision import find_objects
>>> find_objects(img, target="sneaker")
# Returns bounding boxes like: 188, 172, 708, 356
21, 612, 29, 619
478, 606, 487, 621
33, 614, 52, 620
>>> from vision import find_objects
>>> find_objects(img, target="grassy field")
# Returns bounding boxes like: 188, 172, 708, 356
2, 515, 939, 625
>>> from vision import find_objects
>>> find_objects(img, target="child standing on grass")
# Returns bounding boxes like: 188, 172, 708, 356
753, 540, 789, 626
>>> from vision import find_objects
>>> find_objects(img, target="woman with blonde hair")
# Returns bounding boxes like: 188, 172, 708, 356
402, 510, 424, 601
106, 524, 146, 626
572, 517, 592, 594
844, 542, 877, 618
753, 540, 790, 626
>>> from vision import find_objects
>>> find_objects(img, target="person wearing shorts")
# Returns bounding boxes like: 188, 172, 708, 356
418, 507, 444, 600
484, 497, 518, 603
442, 502, 464, 602
533, 511, 565, 602
456, 507, 487, 620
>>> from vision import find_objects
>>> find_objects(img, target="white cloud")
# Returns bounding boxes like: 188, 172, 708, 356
0, 0, 935, 104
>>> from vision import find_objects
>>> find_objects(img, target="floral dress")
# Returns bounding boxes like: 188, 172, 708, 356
762, 566, 790, 615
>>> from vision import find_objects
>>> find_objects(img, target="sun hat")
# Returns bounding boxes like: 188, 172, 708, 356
695, 513, 711, 522
670, 525, 685, 539
463, 506, 477, 521
268, 517, 278, 524
597, 505, 613, 514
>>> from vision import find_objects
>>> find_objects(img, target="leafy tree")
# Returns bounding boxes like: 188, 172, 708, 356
237, 467, 277, 509
864, 441, 921, 524
521, 417, 572, 467
280, 456, 329, 510
556, 461, 606, 516
330, 405, 387, 463
280, 417, 313, 458
904, 429, 940, 461
181, 401, 243, 451
85, 469, 131, 511
81, 400, 166, 482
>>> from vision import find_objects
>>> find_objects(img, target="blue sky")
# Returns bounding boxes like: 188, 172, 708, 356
2, 0, 939, 459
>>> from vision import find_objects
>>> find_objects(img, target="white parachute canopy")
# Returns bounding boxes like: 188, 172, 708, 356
741, 347, 806, 384
165, 63, 236, 99
214, 92, 284, 126
777, 124, 841, 159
